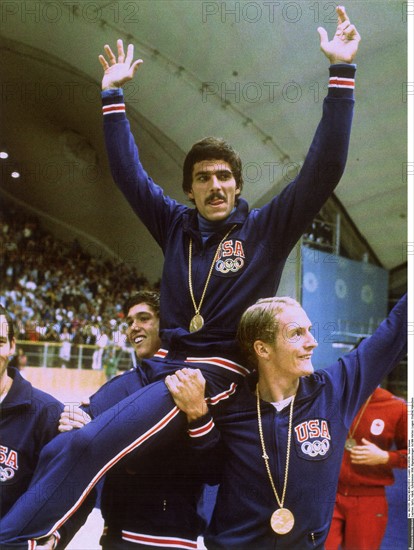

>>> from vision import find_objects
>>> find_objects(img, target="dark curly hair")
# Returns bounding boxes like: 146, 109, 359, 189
182, 137, 243, 197
122, 291, 160, 318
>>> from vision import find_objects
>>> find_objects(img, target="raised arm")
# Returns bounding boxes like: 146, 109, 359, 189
99, 38, 184, 248
333, 294, 408, 428
254, 6, 361, 258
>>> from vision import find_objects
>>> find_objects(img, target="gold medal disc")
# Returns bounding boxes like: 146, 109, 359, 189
270, 508, 295, 535
189, 314, 204, 332
345, 438, 356, 451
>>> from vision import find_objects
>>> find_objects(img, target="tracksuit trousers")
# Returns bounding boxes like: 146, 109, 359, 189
0, 358, 245, 549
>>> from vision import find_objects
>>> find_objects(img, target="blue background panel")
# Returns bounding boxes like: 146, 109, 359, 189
301, 246, 388, 370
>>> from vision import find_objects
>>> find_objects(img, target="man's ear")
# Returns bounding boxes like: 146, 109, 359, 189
253, 340, 268, 359
9, 337, 16, 357
235, 187, 241, 196
187, 189, 194, 201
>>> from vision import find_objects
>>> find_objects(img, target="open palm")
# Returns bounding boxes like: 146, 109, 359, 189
99, 39, 143, 90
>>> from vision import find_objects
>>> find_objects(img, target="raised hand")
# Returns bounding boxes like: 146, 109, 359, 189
318, 6, 361, 64
99, 39, 143, 90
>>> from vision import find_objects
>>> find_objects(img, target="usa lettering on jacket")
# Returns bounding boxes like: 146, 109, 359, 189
215, 239, 246, 276
0, 445, 19, 482
293, 419, 332, 460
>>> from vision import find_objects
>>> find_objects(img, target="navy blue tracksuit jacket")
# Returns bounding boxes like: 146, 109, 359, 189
0, 64, 356, 548
187, 296, 407, 549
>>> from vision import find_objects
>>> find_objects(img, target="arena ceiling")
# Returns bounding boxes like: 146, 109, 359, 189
0, 1, 409, 283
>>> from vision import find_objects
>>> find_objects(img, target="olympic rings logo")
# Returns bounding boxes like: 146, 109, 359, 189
0, 466, 15, 482
215, 257, 244, 273
301, 439, 330, 457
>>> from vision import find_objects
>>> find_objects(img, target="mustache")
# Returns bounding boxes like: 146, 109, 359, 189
205, 192, 226, 204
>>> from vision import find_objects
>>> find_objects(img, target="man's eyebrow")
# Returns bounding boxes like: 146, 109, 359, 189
194, 168, 233, 176
286, 325, 305, 332
126, 312, 152, 321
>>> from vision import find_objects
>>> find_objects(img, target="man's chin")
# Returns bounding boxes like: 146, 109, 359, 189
133, 344, 145, 355
205, 210, 229, 222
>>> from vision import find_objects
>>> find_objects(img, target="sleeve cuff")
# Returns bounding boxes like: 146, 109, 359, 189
101, 89, 126, 116
53, 531, 60, 549
101, 88, 123, 98
330, 63, 357, 73
328, 64, 356, 98
188, 413, 215, 438
387, 450, 407, 469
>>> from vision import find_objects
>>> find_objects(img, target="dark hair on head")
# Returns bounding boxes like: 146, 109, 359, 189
0, 305, 15, 342
182, 137, 244, 196
122, 291, 160, 318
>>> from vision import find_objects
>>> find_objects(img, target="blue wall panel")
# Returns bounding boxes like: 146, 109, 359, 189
301, 246, 388, 370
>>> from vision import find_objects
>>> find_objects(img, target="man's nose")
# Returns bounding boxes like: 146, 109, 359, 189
305, 331, 318, 348
209, 175, 221, 190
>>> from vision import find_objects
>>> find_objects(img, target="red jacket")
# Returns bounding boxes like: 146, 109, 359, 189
338, 387, 407, 495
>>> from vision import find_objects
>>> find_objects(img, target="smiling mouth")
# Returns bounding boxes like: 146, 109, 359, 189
133, 335, 145, 345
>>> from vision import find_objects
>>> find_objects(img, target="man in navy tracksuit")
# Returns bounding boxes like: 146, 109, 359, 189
58, 291, 207, 549
0, 307, 62, 549
0, 306, 94, 550
166, 295, 407, 549
0, 7, 361, 548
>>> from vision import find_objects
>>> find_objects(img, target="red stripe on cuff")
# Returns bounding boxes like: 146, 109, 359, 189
188, 418, 214, 438
102, 104, 126, 114
328, 77, 355, 88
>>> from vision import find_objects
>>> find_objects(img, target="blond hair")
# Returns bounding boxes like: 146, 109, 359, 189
237, 297, 301, 366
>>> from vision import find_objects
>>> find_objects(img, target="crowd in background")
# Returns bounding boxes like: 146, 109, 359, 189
0, 200, 332, 349
0, 201, 159, 352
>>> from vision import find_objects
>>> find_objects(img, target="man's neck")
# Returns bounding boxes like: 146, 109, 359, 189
197, 210, 235, 231
0, 371, 13, 403
257, 373, 299, 403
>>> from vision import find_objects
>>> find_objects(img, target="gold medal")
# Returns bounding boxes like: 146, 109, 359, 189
188, 225, 236, 334
270, 508, 295, 535
344, 438, 356, 451
257, 387, 296, 536
189, 314, 204, 332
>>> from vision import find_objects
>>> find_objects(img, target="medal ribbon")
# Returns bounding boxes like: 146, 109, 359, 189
257, 385, 295, 510
346, 394, 373, 442
188, 224, 236, 330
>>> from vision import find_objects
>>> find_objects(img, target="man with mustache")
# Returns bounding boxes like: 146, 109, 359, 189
0, 7, 361, 547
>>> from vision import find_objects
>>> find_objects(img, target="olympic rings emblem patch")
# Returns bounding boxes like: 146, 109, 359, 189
216, 257, 245, 273
0, 466, 15, 482
301, 438, 330, 457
